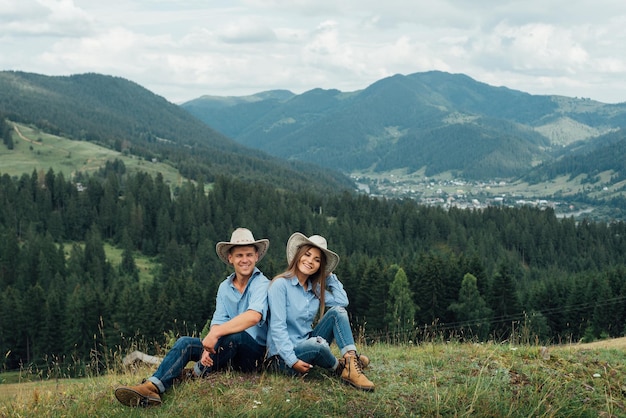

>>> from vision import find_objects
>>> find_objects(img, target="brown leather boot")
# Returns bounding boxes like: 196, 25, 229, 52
336, 354, 370, 375
357, 354, 370, 369
114, 380, 162, 407
335, 357, 346, 375
340, 354, 375, 391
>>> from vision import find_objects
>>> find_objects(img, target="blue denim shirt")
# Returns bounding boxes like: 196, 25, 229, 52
211, 267, 270, 346
267, 273, 348, 367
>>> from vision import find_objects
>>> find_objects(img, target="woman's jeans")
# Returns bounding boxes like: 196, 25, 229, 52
268, 306, 357, 374
148, 331, 265, 393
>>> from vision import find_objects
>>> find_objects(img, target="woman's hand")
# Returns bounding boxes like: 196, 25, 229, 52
292, 360, 313, 374
200, 349, 214, 367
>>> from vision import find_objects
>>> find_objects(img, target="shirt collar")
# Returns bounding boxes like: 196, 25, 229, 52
228, 267, 260, 286
288, 275, 312, 291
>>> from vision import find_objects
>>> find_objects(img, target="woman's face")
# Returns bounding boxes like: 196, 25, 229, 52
297, 246, 322, 277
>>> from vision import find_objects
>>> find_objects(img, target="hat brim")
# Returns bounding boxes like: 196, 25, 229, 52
286, 232, 339, 277
216, 239, 269, 265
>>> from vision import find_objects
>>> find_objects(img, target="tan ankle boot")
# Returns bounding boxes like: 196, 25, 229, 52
115, 380, 162, 407
340, 354, 375, 391
335, 357, 346, 375
336, 353, 371, 376
357, 354, 370, 369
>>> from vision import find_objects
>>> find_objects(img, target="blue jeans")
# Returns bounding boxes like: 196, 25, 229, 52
148, 332, 265, 393
268, 306, 357, 374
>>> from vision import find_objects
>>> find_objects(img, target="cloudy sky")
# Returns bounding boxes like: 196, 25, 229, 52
2, 0, 626, 104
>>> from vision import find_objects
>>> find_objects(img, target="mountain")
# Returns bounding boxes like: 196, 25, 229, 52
0, 71, 353, 193
182, 71, 626, 180
523, 128, 626, 184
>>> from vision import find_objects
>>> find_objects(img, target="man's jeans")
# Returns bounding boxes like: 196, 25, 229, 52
267, 306, 357, 374
148, 331, 265, 393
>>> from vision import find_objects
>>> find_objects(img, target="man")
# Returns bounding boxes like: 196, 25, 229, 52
114, 228, 270, 407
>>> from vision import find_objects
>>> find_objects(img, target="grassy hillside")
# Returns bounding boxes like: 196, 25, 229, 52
2, 339, 625, 417
1, 122, 184, 187
0, 71, 354, 194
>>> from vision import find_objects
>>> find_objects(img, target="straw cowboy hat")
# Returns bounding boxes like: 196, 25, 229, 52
286, 232, 340, 276
216, 228, 269, 265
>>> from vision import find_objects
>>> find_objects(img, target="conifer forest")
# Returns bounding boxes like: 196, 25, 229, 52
2, 163, 626, 374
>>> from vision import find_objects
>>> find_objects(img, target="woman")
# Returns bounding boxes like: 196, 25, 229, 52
266, 232, 374, 391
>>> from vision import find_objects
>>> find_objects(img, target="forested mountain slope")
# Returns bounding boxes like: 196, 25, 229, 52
183, 71, 626, 179
0, 71, 353, 193
524, 129, 626, 184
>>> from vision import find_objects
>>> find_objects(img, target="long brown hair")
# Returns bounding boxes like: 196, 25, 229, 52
274, 244, 327, 318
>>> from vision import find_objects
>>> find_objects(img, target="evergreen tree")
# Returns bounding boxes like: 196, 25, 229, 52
563, 273, 593, 341
355, 257, 388, 333
588, 275, 619, 339
411, 250, 460, 327
119, 230, 139, 280
448, 273, 492, 340
0, 286, 24, 369
23, 283, 47, 362
109, 278, 145, 348
47, 210, 64, 242
83, 224, 109, 287
0, 228, 19, 288
98, 179, 119, 239
43, 275, 67, 358
488, 261, 522, 341
160, 239, 189, 280
1, 117, 15, 149
64, 283, 102, 362
191, 238, 220, 316
384, 266, 417, 340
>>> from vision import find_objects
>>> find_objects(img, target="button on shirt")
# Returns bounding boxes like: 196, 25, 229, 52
211, 267, 270, 346
267, 273, 349, 367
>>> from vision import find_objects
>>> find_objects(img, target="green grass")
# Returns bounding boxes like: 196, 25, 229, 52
1, 122, 184, 188
103, 243, 158, 284
2, 341, 625, 417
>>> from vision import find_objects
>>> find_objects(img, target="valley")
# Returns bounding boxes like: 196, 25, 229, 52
353, 168, 626, 221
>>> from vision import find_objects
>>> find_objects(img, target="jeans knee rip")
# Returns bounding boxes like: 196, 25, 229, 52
315, 336, 329, 346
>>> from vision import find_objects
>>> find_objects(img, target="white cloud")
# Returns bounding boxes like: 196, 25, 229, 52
2, 0, 626, 103
218, 19, 277, 43
0, 0, 93, 37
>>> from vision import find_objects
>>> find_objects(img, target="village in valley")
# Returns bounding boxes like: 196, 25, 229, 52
352, 171, 597, 220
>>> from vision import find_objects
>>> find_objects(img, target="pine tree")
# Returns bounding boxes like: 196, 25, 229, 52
488, 261, 522, 341
0, 228, 19, 288
384, 266, 417, 340
0, 286, 24, 369
64, 283, 101, 361
449, 273, 492, 340
357, 257, 388, 333
23, 283, 47, 362
119, 230, 139, 280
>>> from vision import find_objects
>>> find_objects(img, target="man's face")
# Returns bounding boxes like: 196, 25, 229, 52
228, 245, 259, 278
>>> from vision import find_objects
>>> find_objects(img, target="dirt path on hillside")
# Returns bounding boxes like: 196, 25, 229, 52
13, 125, 39, 145
13, 124, 57, 151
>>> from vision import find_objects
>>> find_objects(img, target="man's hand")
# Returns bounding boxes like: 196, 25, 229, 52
200, 327, 222, 367
202, 327, 220, 354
